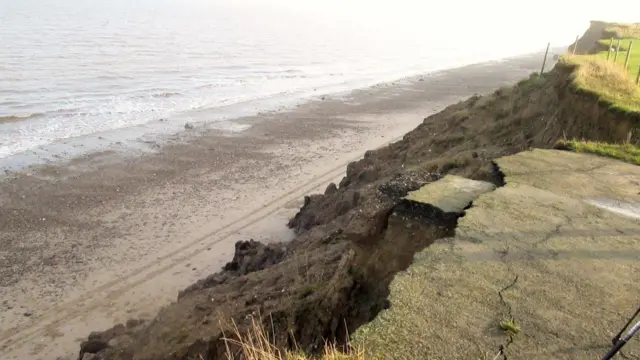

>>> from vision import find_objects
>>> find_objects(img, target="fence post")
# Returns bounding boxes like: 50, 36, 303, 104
615, 39, 622, 62
624, 41, 634, 68
572, 35, 579, 55
607, 37, 614, 60
541, 42, 550, 73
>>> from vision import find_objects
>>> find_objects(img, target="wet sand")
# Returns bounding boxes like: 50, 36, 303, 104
0, 50, 558, 360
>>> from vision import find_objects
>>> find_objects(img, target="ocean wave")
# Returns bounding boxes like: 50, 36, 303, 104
0, 113, 45, 124
151, 91, 181, 98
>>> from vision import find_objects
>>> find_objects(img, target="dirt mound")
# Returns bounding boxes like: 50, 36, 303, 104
76, 63, 640, 360
178, 240, 288, 298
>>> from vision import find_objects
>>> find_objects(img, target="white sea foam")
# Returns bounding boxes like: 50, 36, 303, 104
2, 0, 632, 161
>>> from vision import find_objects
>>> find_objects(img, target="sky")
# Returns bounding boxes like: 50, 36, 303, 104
209, 0, 638, 55
217, 0, 639, 45
224, 0, 639, 23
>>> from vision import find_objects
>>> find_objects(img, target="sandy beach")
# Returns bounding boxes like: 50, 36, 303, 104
0, 50, 557, 360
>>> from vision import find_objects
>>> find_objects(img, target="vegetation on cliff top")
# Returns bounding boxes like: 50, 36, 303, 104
558, 22, 640, 163
598, 23, 640, 79
556, 139, 640, 165
604, 23, 640, 39
562, 22, 640, 113
564, 56, 640, 113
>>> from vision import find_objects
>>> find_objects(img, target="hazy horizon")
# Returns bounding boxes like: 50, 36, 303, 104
1, 0, 636, 162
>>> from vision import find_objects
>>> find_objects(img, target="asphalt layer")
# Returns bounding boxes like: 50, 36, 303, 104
355, 149, 640, 360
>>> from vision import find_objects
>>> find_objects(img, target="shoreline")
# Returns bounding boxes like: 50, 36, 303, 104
0, 50, 557, 360
0, 47, 564, 175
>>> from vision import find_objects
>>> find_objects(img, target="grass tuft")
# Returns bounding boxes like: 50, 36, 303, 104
555, 139, 640, 165
223, 318, 365, 360
499, 319, 521, 336
561, 55, 640, 113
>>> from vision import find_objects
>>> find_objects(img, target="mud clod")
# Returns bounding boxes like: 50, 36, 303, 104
179, 240, 287, 298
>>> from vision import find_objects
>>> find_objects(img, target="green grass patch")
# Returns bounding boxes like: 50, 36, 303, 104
499, 319, 521, 336
593, 37, 640, 81
556, 140, 640, 165
597, 38, 630, 52
561, 55, 640, 113
563, 22, 640, 113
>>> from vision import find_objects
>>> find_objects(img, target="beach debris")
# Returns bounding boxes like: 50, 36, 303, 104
184, 122, 195, 130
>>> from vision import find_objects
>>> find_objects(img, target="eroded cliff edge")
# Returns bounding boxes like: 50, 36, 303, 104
76, 27, 640, 360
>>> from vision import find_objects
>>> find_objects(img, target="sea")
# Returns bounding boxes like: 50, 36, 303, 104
0, 0, 601, 168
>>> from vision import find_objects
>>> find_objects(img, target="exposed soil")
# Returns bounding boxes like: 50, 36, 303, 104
76, 50, 640, 360
569, 20, 608, 55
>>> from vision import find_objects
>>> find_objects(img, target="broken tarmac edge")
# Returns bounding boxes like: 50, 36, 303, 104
352, 149, 640, 360
404, 174, 497, 214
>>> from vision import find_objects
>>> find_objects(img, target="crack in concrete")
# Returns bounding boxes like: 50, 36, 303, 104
498, 274, 519, 320
526, 212, 573, 260
496, 271, 519, 360
532, 223, 562, 248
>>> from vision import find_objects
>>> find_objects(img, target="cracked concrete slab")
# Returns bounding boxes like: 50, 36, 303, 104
354, 150, 640, 360
404, 175, 496, 213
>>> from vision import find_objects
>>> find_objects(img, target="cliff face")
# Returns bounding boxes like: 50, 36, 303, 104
555, 63, 640, 141
289, 65, 639, 235
568, 20, 608, 55
77, 60, 639, 360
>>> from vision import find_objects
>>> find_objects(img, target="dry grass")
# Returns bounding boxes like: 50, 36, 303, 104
605, 23, 640, 39
562, 55, 640, 113
562, 21, 640, 113
223, 318, 365, 360
556, 139, 640, 165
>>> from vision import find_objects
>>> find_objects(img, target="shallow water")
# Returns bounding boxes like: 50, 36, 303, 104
0, 0, 588, 161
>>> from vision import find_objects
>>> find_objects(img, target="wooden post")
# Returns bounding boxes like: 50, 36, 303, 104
572, 35, 579, 55
607, 37, 614, 60
541, 42, 550, 74
615, 39, 622, 62
624, 41, 634, 68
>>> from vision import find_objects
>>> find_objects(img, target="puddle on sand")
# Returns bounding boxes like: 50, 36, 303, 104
585, 198, 640, 220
